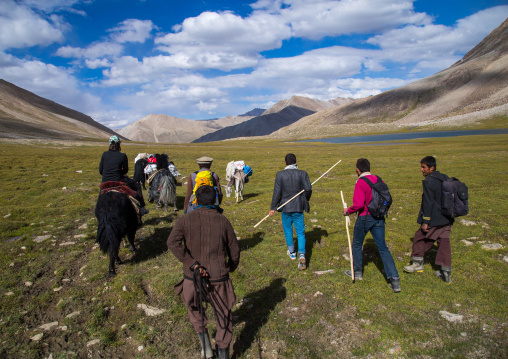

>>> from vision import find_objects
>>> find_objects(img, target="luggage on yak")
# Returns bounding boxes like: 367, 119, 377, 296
360, 176, 393, 219
243, 164, 253, 183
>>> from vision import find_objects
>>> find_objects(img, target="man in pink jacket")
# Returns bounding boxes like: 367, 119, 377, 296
342, 158, 401, 293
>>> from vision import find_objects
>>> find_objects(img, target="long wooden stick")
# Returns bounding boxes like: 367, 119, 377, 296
341, 191, 354, 281
254, 160, 342, 228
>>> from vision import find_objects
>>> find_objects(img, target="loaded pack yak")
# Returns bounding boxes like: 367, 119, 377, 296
95, 185, 139, 277
147, 154, 178, 212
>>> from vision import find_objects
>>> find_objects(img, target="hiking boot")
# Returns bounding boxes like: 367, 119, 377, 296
345, 270, 363, 280
287, 250, 296, 260
436, 267, 452, 283
298, 254, 306, 270
403, 257, 424, 273
389, 277, 401, 293
197, 331, 213, 358
218, 346, 229, 359
139, 207, 149, 216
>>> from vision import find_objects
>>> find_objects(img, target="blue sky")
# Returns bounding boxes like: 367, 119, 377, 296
1, 0, 507, 129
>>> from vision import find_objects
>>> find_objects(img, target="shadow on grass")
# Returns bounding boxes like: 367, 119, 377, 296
239, 232, 264, 251
131, 226, 171, 264
240, 192, 260, 200
305, 227, 329, 267
232, 278, 286, 358
361, 239, 387, 279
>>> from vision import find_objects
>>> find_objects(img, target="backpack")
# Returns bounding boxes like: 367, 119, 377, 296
190, 170, 218, 205
360, 176, 393, 219
437, 176, 469, 218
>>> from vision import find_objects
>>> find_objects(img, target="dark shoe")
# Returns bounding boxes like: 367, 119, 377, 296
436, 269, 452, 283
345, 270, 363, 280
218, 346, 229, 359
139, 207, 149, 216
198, 331, 213, 358
403, 257, 424, 273
389, 277, 401, 293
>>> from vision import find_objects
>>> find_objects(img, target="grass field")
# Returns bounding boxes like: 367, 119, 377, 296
0, 133, 507, 358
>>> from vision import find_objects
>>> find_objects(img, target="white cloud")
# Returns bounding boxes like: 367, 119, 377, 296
85, 58, 112, 69
0, 52, 102, 114
253, 0, 431, 39
0, 0, 65, 50
155, 10, 291, 70
366, 6, 508, 71
108, 19, 156, 43
56, 42, 123, 59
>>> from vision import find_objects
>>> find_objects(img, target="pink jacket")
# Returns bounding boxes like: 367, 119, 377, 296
346, 174, 378, 216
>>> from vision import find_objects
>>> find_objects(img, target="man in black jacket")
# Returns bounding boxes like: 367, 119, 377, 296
404, 156, 454, 283
269, 153, 312, 270
99, 135, 148, 215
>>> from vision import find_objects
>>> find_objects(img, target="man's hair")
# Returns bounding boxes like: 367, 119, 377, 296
285, 153, 297, 165
109, 142, 121, 152
356, 158, 370, 173
420, 156, 436, 170
196, 185, 216, 206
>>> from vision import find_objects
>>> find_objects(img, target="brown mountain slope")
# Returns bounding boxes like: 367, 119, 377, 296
262, 96, 355, 115
117, 113, 254, 143
0, 79, 120, 140
270, 18, 508, 140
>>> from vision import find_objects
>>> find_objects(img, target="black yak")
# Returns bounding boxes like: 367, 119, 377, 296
95, 190, 138, 277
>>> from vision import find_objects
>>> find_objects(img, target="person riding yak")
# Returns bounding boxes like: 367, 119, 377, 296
98, 135, 149, 217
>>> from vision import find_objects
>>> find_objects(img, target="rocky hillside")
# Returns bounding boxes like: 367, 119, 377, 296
0, 79, 121, 141
117, 113, 255, 143
270, 18, 508, 140
262, 96, 354, 115
192, 96, 354, 143
192, 105, 316, 143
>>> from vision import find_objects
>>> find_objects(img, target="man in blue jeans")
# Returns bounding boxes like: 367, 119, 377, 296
342, 158, 401, 292
269, 153, 312, 270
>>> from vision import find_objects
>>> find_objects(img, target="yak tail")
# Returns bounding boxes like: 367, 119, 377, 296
159, 175, 175, 206
96, 209, 122, 255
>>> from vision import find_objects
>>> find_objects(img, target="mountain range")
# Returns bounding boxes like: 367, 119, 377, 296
0, 19, 506, 143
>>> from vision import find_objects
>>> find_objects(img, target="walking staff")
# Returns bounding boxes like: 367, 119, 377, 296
341, 191, 354, 281
254, 160, 342, 228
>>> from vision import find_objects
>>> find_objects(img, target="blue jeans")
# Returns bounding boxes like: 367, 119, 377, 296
281, 212, 306, 255
352, 215, 399, 279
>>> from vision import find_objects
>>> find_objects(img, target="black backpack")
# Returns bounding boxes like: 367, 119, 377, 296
360, 176, 393, 219
437, 176, 469, 218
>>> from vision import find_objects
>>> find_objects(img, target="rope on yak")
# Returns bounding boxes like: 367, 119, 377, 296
254, 160, 342, 228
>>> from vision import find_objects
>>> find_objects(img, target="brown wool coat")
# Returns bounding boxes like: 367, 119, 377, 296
167, 207, 240, 281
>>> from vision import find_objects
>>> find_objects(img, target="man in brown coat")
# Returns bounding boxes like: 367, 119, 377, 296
167, 185, 240, 359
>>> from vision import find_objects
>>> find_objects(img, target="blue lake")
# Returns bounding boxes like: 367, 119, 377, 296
299, 129, 508, 144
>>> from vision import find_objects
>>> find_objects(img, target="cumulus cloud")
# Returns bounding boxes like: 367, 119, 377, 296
367, 5, 508, 70
253, 0, 431, 39
0, 0, 65, 50
0, 52, 102, 114
155, 10, 291, 70
108, 19, 156, 43
56, 42, 123, 59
